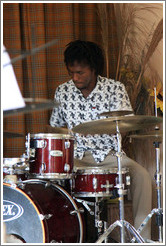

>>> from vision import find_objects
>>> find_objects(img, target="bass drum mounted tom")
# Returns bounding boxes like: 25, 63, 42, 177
3, 180, 83, 243
27, 133, 75, 180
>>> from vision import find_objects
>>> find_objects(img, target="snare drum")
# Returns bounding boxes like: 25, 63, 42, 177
3, 180, 83, 243
28, 133, 74, 179
72, 166, 130, 197
3, 158, 29, 183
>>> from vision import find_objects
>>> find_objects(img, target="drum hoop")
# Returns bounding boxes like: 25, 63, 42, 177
73, 191, 113, 197
20, 179, 83, 243
3, 182, 46, 243
75, 167, 129, 175
29, 133, 74, 140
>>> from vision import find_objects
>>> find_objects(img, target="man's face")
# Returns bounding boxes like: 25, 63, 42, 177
67, 62, 97, 90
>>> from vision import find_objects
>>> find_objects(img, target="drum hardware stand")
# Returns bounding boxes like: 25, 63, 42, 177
74, 197, 108, 242
94, 197, 108, 242
96, 120, 145, 243
132, 89, 163, 243
25, 133, 30, 159
73, 197, 95, 215
96, 219, 145, 243
131, 139, 163, 243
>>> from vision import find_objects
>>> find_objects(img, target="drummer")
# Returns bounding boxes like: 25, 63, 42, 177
50, 40, 152, 240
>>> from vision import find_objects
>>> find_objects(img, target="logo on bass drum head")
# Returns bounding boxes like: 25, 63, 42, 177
3, 200, 24, 222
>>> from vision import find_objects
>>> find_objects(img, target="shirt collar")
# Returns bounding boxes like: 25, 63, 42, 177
70, 75, 103, 98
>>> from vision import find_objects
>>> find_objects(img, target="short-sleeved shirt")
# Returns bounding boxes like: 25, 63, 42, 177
50, 75, 133, 163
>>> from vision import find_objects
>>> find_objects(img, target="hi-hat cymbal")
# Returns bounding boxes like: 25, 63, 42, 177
72, 115, 162, 135
45, 125, 71, 134
128, 130, 163, 140
100, 110, 134, 117
4, 131, 24, 138
3, 98, 59, 117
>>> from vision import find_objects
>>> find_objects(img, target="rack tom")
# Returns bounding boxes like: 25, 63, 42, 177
28, 133, 75, 179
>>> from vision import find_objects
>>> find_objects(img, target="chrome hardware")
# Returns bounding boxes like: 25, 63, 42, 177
41, 163, 46, 171
126, 175, 131, 186
70, 208, 84, 215
35, 140, 47, 148
64, 163, 70, 172
25, 133, 30, 158
45, 182, 51, 188
18, 182, 26, 190
30, 148, 35, 157
74, 198, 94, 215
96, 220, 103, 228
93, 177, 98, 190
101, 180, 113, 193
65, 140, 70, 149
39, 214, 53, 220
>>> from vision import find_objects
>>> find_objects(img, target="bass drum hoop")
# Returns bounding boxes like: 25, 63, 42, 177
20, 179, 83, 243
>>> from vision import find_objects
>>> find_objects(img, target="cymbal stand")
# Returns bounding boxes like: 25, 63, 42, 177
96, 120, 145, 243
154, 140, 163, 242
131, 140, 163, 243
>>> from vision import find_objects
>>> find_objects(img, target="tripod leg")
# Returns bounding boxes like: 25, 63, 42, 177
95, 220, 145, 243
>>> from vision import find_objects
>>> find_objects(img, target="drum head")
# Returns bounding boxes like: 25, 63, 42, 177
3, 183, 45, 243
3, 180, 83, 243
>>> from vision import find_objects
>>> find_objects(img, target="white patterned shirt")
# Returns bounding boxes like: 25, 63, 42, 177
50, 76, 133, 163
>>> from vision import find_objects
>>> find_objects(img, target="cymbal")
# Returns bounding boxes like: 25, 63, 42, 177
128, 130, 163, 140
72, 115, 162, 135
100, 110, 134, 117
3, 131, 24, 138
45, 125, 71, 134
3, 98, 59, 117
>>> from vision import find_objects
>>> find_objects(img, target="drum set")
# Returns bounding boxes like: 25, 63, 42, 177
3, 111, 163, 243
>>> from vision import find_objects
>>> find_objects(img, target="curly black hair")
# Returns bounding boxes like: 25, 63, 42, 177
64, 40, 104, 76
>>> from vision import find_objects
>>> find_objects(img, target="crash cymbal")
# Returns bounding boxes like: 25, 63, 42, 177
3, 131, 24, 138
72, 115, 162, 135
3, 98, 59, 117
100, 110, 134, 117
45, 125, 71, 134
128, 130, 163, 140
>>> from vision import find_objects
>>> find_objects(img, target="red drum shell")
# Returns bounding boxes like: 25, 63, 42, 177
29, 133, 74, 179
3, 180, 83, 243
72, 168, 129, 197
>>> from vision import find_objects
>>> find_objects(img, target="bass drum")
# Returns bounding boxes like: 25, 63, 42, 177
3, 180, 83, 243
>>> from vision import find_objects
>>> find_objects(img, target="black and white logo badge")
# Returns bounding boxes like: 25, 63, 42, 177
3, 200, 24, 222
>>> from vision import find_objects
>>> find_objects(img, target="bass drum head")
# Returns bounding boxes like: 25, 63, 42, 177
3, 180, 83, 243
3, 183, 45, 243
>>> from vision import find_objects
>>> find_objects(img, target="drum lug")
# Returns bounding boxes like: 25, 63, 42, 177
45, 181, 51, 188
18, 182, 26, 190
70, 207, 84, 215
65, 141, 70, 149
64, 163, 70, 172
41, 163, 46, 171
93, 177, 98, 190
39, 214, 53, 220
